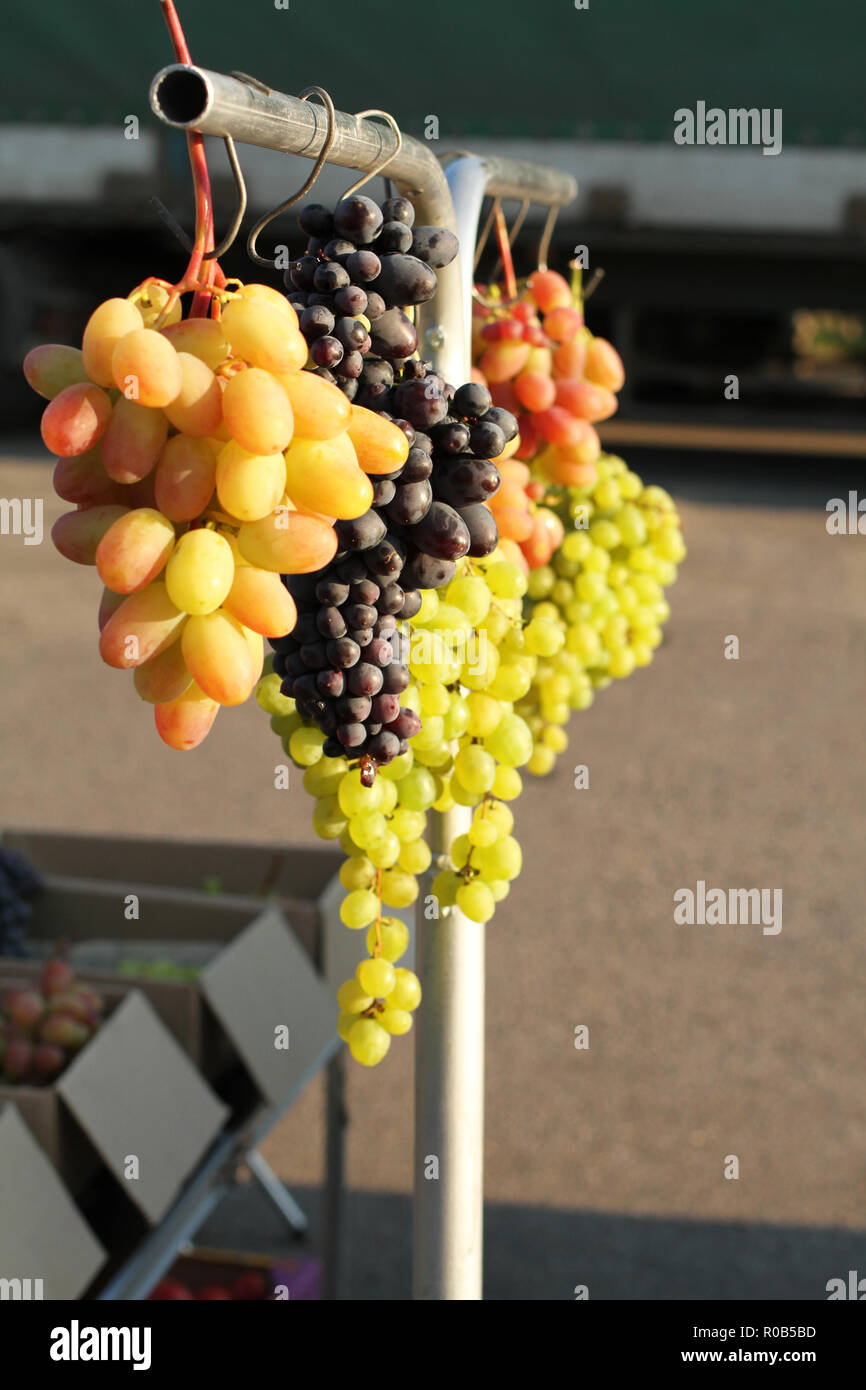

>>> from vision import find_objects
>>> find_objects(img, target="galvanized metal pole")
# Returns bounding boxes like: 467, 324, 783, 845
149, 69, 575, 1302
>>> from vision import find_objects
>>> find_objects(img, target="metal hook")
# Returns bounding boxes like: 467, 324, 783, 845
537, 203, 560, 273
341, 110, 402, 200
151, 134, 248, 259
472, 198, 499, 273
203, 137, 247, 258
246, 86, 337, 268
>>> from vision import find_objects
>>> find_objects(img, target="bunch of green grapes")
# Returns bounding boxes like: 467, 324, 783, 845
256, 664, 427, 1066
402, 551, 547, 925
256, 546, 544, 1060
518, 454, 686, 774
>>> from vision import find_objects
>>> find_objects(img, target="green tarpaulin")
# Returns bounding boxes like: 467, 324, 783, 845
0, 0, 861, 146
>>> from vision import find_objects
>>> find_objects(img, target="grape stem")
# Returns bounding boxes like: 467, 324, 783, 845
373, 869, 383, 956
158, 1, 226, 318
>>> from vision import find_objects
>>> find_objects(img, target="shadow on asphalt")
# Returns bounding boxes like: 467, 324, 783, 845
625, 448, 863, 512
198, 1183, 866, 1300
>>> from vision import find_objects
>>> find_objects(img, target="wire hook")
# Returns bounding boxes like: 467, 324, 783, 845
341, 110, 402, 200
246, 86, 337, 268
537, 203, 560, 273
151, 134, 247, 259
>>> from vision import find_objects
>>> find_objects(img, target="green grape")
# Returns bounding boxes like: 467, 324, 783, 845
337, 1011, 358, 1042
270, 711, 302, 740
312, 795, 348, 840
447, 574, 491, 625
337, 978, 373, 1013
527, 738, 557, 774
576, 572, 607, 603
413, 740, 451, 770
340, 890, 379, 929
349, 810, 388, 851
468, 818, 499, 848
526, 565, 554, 598
614, 470, 638, 500
390, 806, 427, 841
411, 647, 463, 685
456, 880, 496, 923
460, 640, 500, 691
431, 868, 460, 908
582, 546, 610, 575
477, 606, 509, 644
288, 725, 324, 766
348, 1017, 391, 1066
488, 662, 533, 702
255, 670, 295, 717
368, 830, 401, 868
340, 856, 377, 892
561, 530, 593, 562
465, 691, 503, 737
380, 868, 419, 908
379, 1008, 413, 1036
451, 833, 472, 869
602, 615, 629, 650
593, 477, 621, 510
397, 766, 437, 811
492, 765, 522, 800
379, 749, 414, 781
475, 834, 522, 881
484, 561, 527, 599
485, 713, 533, 768
531, 601, 560, 623
454, 744, 497, 795
338, 768, 384, 817
414, 588, 440, 624
401, 684, 423, 713
609, 647, 637, 678
488, 879, 510, 902
480, 799, 513, 835
411, 714, 445, 750
398, 838, 432, 874
441, 705, 469, 742
542, 724, 569, 752
357, 956, 396, 998
450, 777, 483, 807
338, 826, 358, 855
303, 756, 349, 798
389, 968, 422, 1012
617, 505, 648, 547
419, 682, 451, 716
378, 777, 399, 814
432, 783, 456, 813
524, 619, 565, 657
366, 916, 410, 962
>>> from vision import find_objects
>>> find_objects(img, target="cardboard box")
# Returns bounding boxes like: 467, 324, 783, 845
5, 831, 343, 962
0, 1105, 107, 1299
5, 828, 416, 988
58, 991, 230, 1225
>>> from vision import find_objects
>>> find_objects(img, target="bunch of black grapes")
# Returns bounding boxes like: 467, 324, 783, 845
270, 371, 518, 775
0, 848, 43, 958
285, 194, 458, 394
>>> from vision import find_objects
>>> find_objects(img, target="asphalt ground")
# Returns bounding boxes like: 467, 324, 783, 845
1, 444, 864, 1299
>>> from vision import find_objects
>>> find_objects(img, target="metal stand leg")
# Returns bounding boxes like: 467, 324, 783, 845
246, 1149, 309, 1237
323, 1050, 348, 1300
412, 804, 485, 1300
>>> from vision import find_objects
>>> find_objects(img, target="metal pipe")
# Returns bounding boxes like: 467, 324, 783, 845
148, 68, 575, 1303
